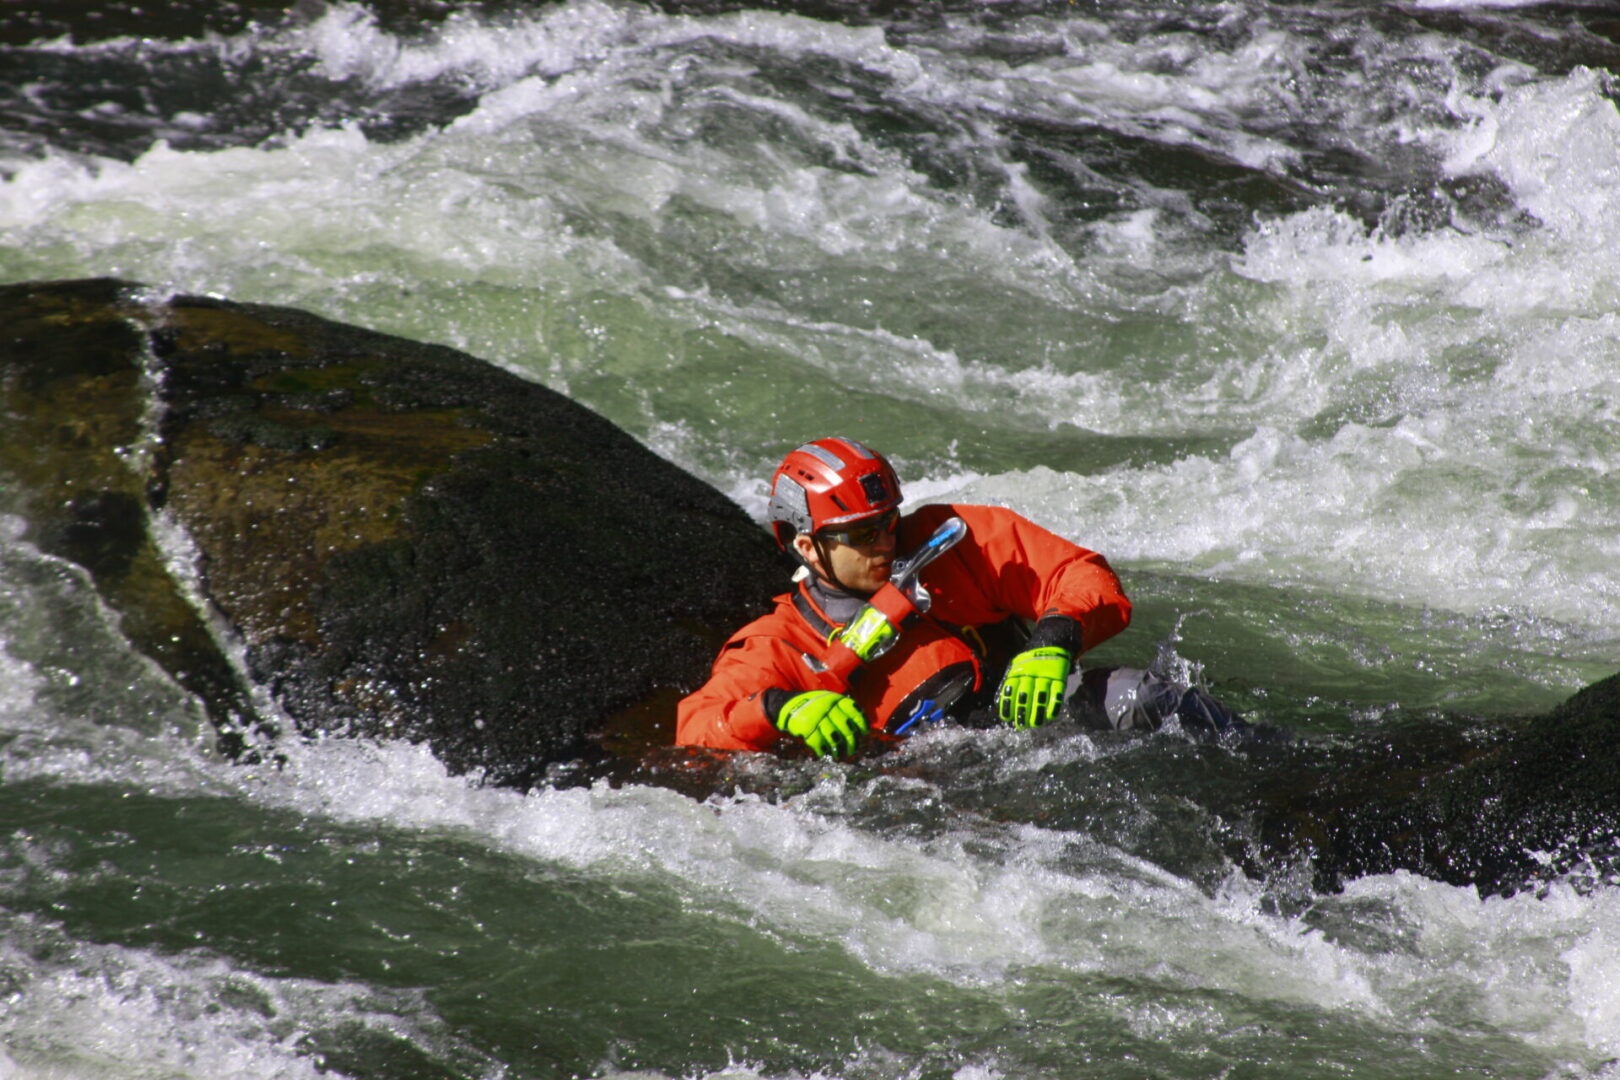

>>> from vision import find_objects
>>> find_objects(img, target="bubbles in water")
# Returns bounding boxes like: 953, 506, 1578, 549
0, 915, 491, 1080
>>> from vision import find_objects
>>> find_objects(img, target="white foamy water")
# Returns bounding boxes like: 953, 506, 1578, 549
140, 732, 1620, 1064
0, 916, 462, 1080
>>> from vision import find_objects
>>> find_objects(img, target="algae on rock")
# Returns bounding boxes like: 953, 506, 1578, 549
0, 278, 788, 785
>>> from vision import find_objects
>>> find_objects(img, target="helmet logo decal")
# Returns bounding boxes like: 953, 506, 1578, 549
860, 473, 892, 506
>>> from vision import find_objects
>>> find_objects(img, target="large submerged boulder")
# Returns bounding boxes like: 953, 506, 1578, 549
1269, 669, 1620, 897
0, 277, 788, 786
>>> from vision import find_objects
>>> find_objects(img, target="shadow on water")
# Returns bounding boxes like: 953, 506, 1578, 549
0, 9, 481, 163
614, 668, 1605, 910
0, 0, 464, 47
615, 716, 1294, 896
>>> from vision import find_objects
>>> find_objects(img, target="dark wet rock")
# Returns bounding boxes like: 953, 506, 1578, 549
1, 277, 789, 785
1306, 670, 1620, 897
1228, 670, 1620, 898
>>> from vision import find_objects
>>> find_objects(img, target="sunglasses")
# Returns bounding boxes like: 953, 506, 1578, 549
819, 510, 899, 547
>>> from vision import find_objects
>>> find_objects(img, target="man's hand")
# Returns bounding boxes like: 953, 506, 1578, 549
773, 690, 870, 757
996, 647, 1072, 728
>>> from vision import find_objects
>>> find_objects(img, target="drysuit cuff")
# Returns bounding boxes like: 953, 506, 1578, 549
761, 687, 793, 726
1026, 614, 1082, 655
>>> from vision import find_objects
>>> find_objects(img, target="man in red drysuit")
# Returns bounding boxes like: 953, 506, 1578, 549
676, 436, 1138, 757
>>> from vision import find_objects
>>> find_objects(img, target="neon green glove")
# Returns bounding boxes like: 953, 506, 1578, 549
996, 647, 1072, 728
773, 690, 869, 758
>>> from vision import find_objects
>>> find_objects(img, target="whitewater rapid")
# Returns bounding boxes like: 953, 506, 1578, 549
4, 2, 1620, 1075
4, 5, 1616, 671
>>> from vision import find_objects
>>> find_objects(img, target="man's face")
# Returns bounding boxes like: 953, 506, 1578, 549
794, 513, 898, 595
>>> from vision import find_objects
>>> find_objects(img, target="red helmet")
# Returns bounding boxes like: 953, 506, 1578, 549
767, 437, 903, 549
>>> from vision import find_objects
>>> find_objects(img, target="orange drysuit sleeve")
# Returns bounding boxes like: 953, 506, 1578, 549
916, 503, 1132, 653
675, 613, 808, 751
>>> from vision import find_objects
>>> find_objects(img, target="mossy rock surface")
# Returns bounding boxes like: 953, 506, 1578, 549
1, 278, 788, 785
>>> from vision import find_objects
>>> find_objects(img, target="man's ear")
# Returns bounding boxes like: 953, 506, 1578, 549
791, 533, 821, 575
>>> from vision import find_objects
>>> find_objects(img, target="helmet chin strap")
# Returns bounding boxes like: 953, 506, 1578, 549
802, 534, 868, 597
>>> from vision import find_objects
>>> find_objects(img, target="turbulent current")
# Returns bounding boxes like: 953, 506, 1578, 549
3, 1, 1620, 1076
